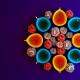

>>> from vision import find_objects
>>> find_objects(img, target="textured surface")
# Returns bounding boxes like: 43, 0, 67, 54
1, 0, 80, 80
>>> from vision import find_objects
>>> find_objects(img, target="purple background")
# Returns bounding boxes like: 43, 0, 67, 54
1, 0, 80, 80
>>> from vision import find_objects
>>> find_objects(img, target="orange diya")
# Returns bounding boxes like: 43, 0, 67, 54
25, 33, 43, 48
52, 55, 67, 73
52, 8, 67, 26
72, 33, 80, 48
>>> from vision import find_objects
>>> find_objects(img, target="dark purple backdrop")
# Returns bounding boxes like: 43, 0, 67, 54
1, 0, 80, 80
